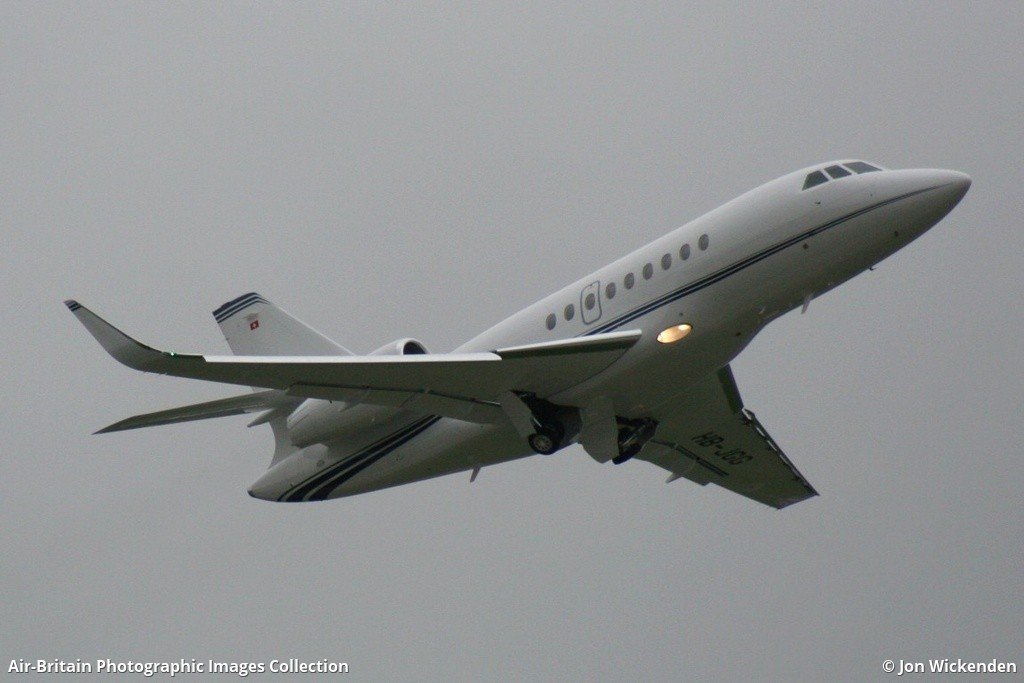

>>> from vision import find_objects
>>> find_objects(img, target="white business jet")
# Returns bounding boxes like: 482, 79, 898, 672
67, 161, 970, 508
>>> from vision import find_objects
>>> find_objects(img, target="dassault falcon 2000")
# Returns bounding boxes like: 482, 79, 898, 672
67, 160, 970, 508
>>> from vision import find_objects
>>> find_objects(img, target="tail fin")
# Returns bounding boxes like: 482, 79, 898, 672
213, 292, 342, 466
212, 292, 351, 356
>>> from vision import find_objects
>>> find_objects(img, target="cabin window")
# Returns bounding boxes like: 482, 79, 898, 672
605, 282, 616, 299
846, 161, 881, 174
564, 304, 575, 321
699, 234, 709, 251
680, 243, 690, 260
803, 170, 828, 189
624, 272, 635, 289
825, 164, 851, 179
584, 292, 596, 310
642, 263, 653, 280
661, 253, 672, 270
545, 313, 556, 330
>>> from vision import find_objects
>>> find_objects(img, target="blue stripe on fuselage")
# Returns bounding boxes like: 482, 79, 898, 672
279, 416, 441, 502
584, 187, 933, 336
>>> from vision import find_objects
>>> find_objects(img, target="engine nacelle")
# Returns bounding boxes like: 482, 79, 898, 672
285, 337, 429, 447
369, 337, 428, 356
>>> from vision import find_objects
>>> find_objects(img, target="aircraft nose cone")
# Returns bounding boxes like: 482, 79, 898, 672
932, 169, 971, 209
941, 170, 972, 200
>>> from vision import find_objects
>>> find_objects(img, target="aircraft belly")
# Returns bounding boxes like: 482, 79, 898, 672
550, 285, 759, 414
288, 400, 406, 448
324, 419, 529, 499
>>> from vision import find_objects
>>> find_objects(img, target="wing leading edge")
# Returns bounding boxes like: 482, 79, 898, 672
639, 366, 818, 509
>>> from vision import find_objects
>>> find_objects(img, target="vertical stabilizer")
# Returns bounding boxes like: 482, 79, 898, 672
213, 292, 351, 356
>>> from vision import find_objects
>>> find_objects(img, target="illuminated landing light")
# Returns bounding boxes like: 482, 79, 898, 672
657, 324, 692, 344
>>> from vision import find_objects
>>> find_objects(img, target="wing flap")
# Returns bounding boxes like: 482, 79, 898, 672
287, 383, 505, 423
639, 441, 717, 486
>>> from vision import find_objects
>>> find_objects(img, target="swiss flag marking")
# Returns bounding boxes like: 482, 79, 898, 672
249, 320, 260, 331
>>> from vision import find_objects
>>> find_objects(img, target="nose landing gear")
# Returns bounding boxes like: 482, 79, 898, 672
612, 418, 658, 464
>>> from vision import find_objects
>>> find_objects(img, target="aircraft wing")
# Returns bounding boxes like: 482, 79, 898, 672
66, 301, 641, 423
638, 366, 817, 509
93, 390, 299, 434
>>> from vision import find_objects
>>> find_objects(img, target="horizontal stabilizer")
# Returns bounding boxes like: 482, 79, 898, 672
96, 390, 298, 434
66, 301, 642, 420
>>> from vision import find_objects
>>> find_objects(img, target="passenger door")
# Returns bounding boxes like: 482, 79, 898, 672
580, 281, 602, 325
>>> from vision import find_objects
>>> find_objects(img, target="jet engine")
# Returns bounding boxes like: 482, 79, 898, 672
369, 338, 428, 356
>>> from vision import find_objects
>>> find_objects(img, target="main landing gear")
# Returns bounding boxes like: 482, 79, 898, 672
514, 394, 577, 456
509, 392, 658, 462
527, 422, 564, 455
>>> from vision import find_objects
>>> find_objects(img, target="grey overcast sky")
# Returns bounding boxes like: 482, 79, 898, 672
3, 2, 1022, 681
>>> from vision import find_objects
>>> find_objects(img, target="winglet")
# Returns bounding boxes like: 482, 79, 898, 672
64, 300, 171, 371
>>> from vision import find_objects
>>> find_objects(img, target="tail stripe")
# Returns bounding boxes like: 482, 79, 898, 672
213, 291, 259, 317
213, 293, 269, 323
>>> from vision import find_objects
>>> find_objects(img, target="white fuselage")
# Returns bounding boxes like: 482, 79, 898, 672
249, 163, 970, 502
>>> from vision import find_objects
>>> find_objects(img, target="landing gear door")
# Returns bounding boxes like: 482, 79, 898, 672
580, 280, 602, 325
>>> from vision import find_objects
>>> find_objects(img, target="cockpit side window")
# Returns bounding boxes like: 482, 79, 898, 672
803, 170, 828, 190
825, 164, 851, 179
846, 161, 881, 174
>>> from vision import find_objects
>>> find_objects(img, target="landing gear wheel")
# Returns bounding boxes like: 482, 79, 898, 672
528, 423, 564, 455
